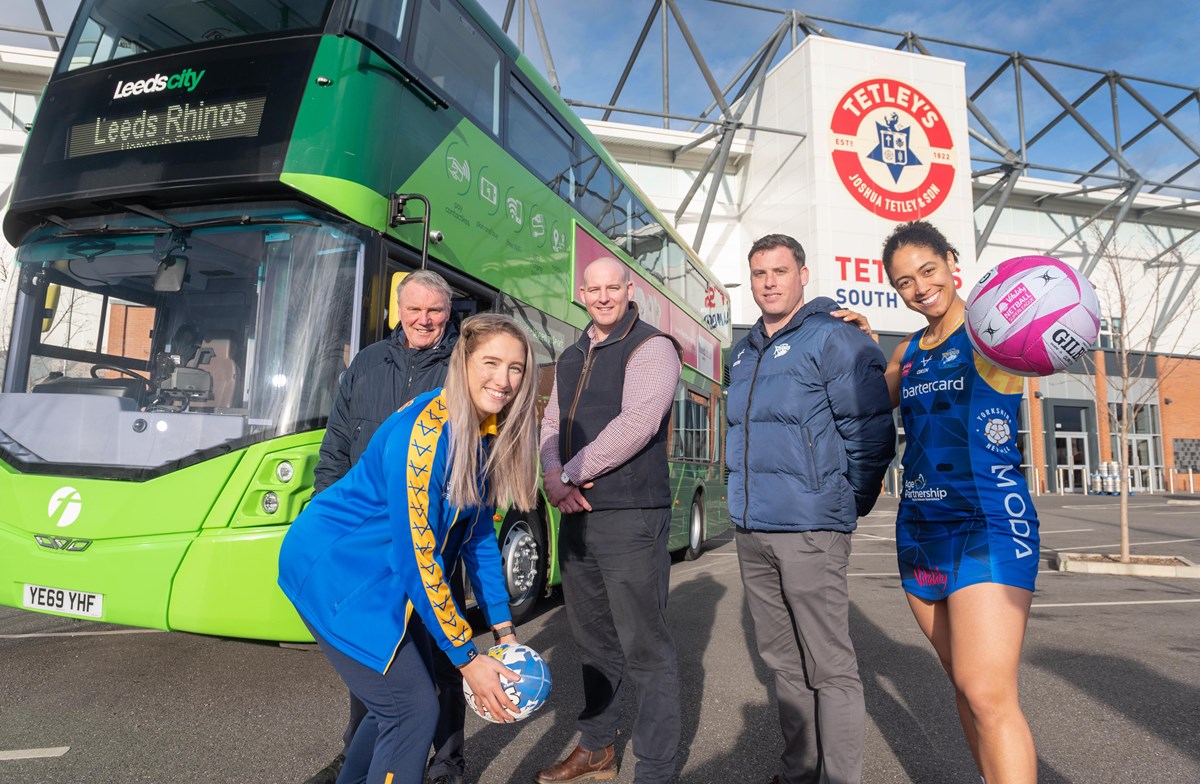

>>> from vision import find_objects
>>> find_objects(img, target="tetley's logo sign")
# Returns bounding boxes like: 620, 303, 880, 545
830, 78, 955, 221
112, 67, 205, 100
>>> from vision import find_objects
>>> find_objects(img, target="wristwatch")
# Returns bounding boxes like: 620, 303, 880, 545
559, 470, 572, 486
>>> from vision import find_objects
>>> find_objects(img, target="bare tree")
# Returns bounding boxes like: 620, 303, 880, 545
1077, 226, 1200, 563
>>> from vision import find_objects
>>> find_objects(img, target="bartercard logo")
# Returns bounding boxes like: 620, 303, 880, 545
901, 376, 964, 399
48, 486, 83, 528
112, 67, 205, 100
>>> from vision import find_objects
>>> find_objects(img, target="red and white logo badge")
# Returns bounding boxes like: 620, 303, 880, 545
830, 78, 955, 221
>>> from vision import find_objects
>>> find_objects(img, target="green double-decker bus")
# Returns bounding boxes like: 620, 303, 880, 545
1, 0, 731, 640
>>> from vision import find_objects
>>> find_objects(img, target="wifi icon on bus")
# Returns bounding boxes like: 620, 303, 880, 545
506, 196, 523, 226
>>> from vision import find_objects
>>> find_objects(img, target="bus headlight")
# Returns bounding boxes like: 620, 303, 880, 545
262, 492, 280, 515
276, 461, 295, 483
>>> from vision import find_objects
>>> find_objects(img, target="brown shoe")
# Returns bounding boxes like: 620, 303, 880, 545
534, 744, 617, 783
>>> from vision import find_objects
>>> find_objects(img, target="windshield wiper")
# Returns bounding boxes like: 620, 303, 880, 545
43, 204, 321, 238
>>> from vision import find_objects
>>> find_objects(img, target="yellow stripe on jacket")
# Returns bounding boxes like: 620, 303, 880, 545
406, 394, 472, 645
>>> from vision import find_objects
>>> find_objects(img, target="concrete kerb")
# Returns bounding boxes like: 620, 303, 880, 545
1056, 553, 1200, 578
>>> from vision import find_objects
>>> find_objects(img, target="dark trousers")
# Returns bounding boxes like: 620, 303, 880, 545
341, 569, 467, 782
559, 507, 680, 784
305, 620, 439, 784
736, 528, 864, 784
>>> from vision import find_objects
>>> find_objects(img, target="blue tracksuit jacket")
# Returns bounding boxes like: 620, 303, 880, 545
278, 389, 511, 673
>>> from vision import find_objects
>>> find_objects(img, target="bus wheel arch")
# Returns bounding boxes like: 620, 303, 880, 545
499, 505, 547, 624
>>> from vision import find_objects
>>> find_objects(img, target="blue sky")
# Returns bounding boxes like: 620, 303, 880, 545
7, 0, 1198, 186
9, 0, 1196, 92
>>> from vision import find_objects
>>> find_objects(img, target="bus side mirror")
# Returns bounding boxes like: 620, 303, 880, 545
40, 283, 60, 333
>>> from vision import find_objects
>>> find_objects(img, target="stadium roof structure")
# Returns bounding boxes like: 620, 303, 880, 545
499, 0, 1200, 283
6, 0, 1198, 297
0, 1, 61, 53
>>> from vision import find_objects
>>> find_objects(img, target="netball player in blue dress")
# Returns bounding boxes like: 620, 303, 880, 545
841, 221, 1038, 784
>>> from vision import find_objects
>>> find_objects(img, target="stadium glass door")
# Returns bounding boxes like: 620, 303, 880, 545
1125, 436, 1156, 493
1054, 434, 1089, 493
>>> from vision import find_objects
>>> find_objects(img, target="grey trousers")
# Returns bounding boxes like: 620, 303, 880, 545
736, 528, 864, 784
559, 507, 681, 784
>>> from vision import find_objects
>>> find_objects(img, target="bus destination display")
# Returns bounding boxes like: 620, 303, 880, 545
67, 96, 267, 159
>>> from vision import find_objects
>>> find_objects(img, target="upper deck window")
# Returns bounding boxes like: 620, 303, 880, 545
409, 0, 500, 135
506, 79, 573, 193
59, 0, 334, 73
348, 0, 410, 64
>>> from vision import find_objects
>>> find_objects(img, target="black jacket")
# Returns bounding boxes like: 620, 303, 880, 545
313, 319, 459, 493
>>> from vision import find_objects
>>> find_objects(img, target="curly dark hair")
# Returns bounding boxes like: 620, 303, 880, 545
881, 221, 958, 279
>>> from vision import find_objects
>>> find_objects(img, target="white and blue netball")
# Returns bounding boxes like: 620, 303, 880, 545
463, 643, 552, 723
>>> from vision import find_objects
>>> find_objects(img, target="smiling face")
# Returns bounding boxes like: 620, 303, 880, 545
399, 281, 450, 350
749, 245, 809, 336
887, 243, 961, 320
580, 258, 633, 341
466, 333, 527, 422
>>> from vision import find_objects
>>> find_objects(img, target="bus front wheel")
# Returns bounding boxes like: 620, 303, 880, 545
683, 492, 705, 561
499, 507, 547, 624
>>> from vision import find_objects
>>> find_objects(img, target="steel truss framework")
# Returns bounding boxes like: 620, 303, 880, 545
501, 0, 1200, 332
8, 2, 1199, 327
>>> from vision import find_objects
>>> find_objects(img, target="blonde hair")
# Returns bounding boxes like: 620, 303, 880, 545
443, 313, 539, 511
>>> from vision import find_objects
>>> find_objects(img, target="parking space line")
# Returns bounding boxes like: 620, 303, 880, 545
1055, 537, 1200, 551
1039, 528, 1094, 534
0, 747, 69, 760
1061, 503, 1172, 510
0, 629, 165, 640
1033, 598, 1200, 609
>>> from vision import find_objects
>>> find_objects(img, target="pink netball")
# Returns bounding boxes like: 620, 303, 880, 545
964, 256, 1101, 376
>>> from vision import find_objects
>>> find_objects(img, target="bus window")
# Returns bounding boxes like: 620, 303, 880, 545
410, 0, 501, 135
507, 78, 574, 192
4, 204, 362, 472
672, 387, 711, 462
58, 0, 335, 73
348, 0, 411, 64
32, 288, 155, 397
496, 293, 581, 423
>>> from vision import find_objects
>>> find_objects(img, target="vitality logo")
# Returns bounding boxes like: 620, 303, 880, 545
113, 67, 205, 100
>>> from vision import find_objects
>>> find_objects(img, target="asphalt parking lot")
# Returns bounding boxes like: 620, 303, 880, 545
2, 493, 1198, 783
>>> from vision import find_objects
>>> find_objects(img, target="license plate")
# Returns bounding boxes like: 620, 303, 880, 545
22, 583, 104, 619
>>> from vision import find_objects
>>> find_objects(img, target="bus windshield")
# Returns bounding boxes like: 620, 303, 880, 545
60, 0, 334, 72
0, 202, 361, 476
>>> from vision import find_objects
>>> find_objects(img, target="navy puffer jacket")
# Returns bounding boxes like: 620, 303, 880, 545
313, 319, 459, 493
726, 298, 895, 532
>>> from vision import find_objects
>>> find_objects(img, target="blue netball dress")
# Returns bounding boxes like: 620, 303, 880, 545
896, 323, 1040, 599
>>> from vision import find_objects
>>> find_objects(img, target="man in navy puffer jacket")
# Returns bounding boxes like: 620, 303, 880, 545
727, 234, 894, 784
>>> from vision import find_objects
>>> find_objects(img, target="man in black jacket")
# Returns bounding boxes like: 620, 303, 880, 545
305, 269, 466, 784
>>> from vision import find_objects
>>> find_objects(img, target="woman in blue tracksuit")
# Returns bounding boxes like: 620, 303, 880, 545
279, 313, 539, 784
